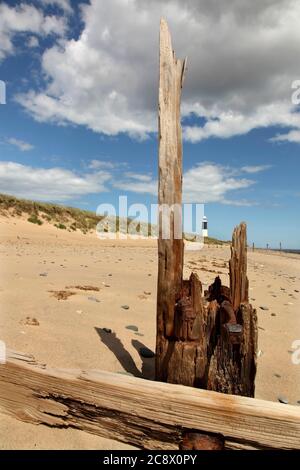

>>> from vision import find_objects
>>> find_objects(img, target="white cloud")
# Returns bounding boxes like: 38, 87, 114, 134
0, 2, 67, 61
241, 165, 271, 174
113, 162, 257, 204
0, 159, 264, 205
7, 137, 34, 151
88, 159, 116, 170
124, 172, 153, 182
270, 129, 300, 143
0, 162, 110, 201
113, 179, 157, 195
182, 163, 255, 203
39, 0, 73, 14
15, 0, 300, 142
27, 36, 39, 48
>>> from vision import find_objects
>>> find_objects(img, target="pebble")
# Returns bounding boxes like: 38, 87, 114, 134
278, 396, 289, 404
257, 350, 263, 357
297, 400, 300, 405
258, 326, 265, 331
39, 272, 48, 277
271, 313, 276, 317
102, 328, 112, 334
295, 290, 299, 293
121, 305, 130, 310
259, 306, 269, 311
144, 291, 151, 295
88, 296, 100, 303
126, 325, 138, 332
274, 373, 281, 378
139, 347, 155, 358
134, 332, 144, 337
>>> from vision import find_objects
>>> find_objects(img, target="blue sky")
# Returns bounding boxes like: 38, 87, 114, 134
0, 0, 300, 248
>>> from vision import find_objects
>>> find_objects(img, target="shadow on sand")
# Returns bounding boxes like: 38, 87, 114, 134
95, 328, 155, 380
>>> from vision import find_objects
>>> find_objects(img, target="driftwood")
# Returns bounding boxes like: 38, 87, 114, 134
0, 350, 300, 450
156, 20, 257, 399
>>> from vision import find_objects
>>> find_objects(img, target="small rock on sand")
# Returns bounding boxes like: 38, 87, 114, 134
102, 328, 112, 333
278, 396, 289, 404
126, 325, 138, 332
39, 272, 48, 277
259, 306, 269, 311
21, 317, 39, 326
274, 373, 281, 378
88, 296, 100, 303
121, 305, 130, 310
271, 313, 276, 317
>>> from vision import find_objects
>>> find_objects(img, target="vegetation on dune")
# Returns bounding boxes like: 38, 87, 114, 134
27, 214, 43, 225
0, 193, 228, 244
204, 236, 229, 245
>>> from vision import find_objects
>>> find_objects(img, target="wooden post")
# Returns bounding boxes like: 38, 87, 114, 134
156, 18, 187, 381
229, 222, 249, 311
156, 21, 257, 399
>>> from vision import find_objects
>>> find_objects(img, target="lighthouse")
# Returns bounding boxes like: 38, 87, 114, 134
202, 215, 208, 238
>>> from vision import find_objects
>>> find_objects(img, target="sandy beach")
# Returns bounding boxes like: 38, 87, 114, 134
0, 215, 299, 449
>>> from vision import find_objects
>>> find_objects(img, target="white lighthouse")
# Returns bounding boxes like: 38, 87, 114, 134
202, 215, 208, 238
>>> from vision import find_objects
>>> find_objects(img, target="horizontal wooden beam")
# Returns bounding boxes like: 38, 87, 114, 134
0, 350, 300, 450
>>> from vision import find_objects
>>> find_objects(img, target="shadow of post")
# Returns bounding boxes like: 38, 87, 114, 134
95, 328, 155, 380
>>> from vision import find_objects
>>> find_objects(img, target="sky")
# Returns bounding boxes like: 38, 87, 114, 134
0, 0, 300, 248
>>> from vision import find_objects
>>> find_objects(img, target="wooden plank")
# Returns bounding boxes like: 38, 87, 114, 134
156, 18, 186, 381
1, 350, 300, 450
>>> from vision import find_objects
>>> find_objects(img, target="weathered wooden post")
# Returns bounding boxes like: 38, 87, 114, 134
156, 20, 257, 400
156, 18, 186, 382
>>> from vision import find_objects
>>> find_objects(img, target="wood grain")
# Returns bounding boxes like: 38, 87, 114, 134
156, 18, 186, 381
1, 350, 299, 450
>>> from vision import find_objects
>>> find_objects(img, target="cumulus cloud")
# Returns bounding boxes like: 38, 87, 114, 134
7, 137, 34, 151
0, 162, 110, 201
0, 2, 67, 61
270, 129, 300, 143
14, 0, 300, 141
113, 162, 256, 204
0, 159, 263, 205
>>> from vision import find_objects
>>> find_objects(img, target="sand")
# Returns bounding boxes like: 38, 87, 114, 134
0, 215, 299, 448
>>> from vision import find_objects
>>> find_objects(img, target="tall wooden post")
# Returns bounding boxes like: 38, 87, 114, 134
156, 18, 186, 381
156, 20, 257, 399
